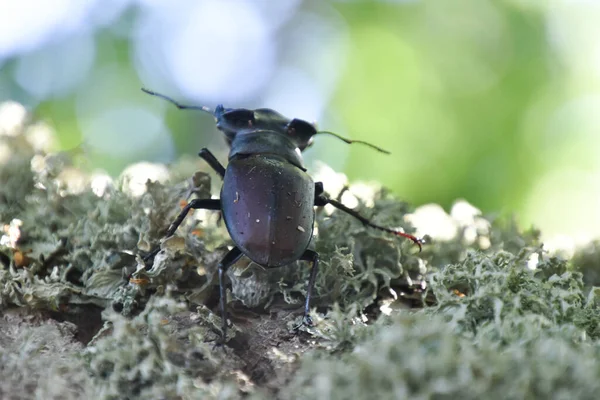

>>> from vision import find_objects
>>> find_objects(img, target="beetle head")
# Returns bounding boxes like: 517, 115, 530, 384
216, 106, 317, 151
141, 89, 389, 155
213, 105, 256, 142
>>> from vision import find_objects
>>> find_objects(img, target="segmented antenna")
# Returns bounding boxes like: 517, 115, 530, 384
141, 88, 214, 115
141, 88, 391, 155
315, 131, 391, 155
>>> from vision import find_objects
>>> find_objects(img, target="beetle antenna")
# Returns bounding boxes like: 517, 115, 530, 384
141, 88, 214, 115
315, 131, 391, 154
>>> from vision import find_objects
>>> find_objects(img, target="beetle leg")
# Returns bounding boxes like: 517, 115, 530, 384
217, 247, 244, 344
299, 249, 319, 326
165, 198, 221, 238
314, 182, 325, 205
198, 148, 226, 178
315, 193, 424, 252
143, 198, 221, 263
336, 185, 350, 202
197, 148, 226, 226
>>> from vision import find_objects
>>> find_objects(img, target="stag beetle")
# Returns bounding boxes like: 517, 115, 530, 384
141, 88, 423, 343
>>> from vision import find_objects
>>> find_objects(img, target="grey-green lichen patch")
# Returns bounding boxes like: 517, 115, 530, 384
1, 107, 600, 399
284, 312, 600, 400
571, 240, 600, 289
282, 240, 600, 399
85, 295, 249, 399
0, 127, 219, 315
0, 309, 93, 400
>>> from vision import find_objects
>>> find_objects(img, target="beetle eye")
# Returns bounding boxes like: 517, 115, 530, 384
222, 109, 255, 127
286, 118, 317, 151
287, 119, 316, 136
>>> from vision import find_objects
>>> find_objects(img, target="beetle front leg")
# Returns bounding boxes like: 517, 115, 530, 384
217, 246, 244, 344
198, 148, 226, 178
299, 249, 319, 326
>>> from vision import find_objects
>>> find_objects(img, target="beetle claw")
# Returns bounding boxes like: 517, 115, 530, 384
211, 338, 228, 352
292, 314, 313, 332
303, 314, 314, 327
410, 236, 425, 252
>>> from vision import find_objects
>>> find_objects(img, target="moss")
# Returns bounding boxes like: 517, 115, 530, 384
0, 310, 93, 400
1, 109, 600, 399
284, 312, 600, 400
570, 240, 600, 288
85, 296, 246, 399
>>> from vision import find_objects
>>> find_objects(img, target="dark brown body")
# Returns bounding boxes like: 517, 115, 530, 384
221, 154, 315, 267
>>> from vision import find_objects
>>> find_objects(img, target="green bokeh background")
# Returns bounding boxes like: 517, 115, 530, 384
1, 0, 599, 242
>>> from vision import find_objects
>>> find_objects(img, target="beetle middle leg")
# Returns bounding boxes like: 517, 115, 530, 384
165, 198, 220, 237
182, 149, 225, 199
299, 249, 319, 326
143, 198, 221, 263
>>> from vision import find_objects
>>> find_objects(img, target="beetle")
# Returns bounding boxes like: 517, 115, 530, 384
141, 88, 423, 343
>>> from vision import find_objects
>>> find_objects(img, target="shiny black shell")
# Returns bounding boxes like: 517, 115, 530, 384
221, 154, 315, 267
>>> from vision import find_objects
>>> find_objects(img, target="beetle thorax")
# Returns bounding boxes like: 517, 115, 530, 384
229, 131, 305, 170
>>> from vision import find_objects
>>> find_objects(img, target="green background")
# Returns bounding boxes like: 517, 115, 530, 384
1, 0, 598, 242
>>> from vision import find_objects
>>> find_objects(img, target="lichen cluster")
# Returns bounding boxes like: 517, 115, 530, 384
1, 109, 599, 399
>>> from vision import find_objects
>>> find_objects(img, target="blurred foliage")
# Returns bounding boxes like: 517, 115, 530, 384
335, 1, 549, 212
1, 0, 599, 240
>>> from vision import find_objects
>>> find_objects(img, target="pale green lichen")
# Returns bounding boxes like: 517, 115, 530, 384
1, 109, 600, 399
283, 249, 600, 399
284, 312, 600, 400
0, 311, 93, 400
85, 296, 246, 400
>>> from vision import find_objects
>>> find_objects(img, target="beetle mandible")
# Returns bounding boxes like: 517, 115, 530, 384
141, 88, 423, 343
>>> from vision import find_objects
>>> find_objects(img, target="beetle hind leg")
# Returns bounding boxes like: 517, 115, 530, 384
313, 182, 423, 251
217, 247, 244, 344
299, 249, 320, 326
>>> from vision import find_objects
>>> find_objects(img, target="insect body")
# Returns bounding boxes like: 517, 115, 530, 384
141, 88, 423, 343
221, 155, 315, 267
